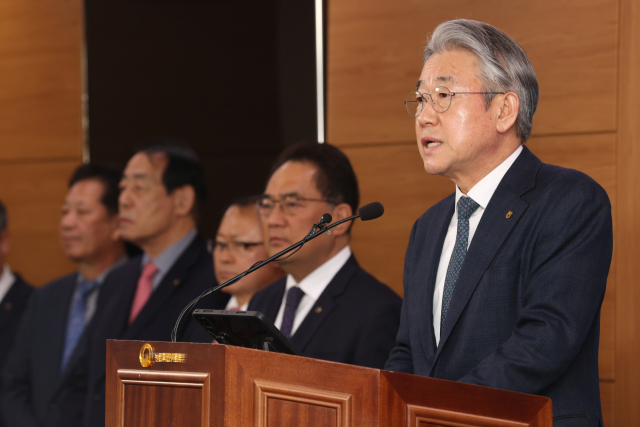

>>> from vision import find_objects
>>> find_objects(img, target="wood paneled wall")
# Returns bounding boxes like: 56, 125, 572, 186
327, 0, 638, 425
0, 0, 83, 285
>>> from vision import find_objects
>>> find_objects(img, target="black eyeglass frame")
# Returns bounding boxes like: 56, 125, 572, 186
405, 86, 506, 116
255, 195, 338, 218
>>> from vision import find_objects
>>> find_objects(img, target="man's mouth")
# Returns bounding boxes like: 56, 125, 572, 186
421, 137, 442, 149
426, 141, 441, 148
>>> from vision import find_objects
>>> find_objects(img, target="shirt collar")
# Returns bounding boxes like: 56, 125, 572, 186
284, 245, 352, 301
455, 145, 523, 210
77, 255, 128, 285
142, 228, 197, 275
0, 264, 15, 303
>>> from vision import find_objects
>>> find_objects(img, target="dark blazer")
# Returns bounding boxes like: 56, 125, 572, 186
385, 146, 613, 427
1, 273, 85, 427
248, 255, 402, 369
0, 273, 33, 427
82, 236, 229, 427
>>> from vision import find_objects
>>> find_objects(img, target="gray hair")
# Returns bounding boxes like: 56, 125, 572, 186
0, 200, 6, 231
424, 19, 538, 142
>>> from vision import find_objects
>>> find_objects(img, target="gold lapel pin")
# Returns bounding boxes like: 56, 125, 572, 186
506, 211, 513, 219
173, 278, 180, 286
315, 306, 323, 314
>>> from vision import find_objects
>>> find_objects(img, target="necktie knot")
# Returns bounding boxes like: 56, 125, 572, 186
141, 261, 158, 281
78, 279, 100, 299
457, 196, 479, 220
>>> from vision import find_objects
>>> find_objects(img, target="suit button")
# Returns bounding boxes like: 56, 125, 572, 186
49, 403, 57, 410
94, 394, 103, 401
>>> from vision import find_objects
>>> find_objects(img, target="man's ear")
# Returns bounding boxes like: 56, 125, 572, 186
327, 203, 353, 237
496, 92, 520, 134
173, 185, 196, 217
0, 229, 10, 257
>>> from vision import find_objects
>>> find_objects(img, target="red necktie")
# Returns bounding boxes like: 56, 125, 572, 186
128, 262, 158, 324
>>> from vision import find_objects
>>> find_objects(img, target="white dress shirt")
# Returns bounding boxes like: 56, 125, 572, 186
225, 295, 249, 311
273, 245, 352, 336
0, 264, 16, 303
433, 145, 523, 345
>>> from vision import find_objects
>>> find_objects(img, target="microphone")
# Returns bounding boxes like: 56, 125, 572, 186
171, 202, 384, 342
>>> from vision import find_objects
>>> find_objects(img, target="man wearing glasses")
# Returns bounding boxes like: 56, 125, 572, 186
248, 141, 402, 369
384, 20, 612, 426
213, 195, 284, 311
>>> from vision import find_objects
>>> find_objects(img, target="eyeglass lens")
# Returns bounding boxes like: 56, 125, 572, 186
405, 87, 453, 116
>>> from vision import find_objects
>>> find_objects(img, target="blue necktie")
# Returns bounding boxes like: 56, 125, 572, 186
60, 279, 100, 372
280, 286, 305, 338
441, 196, 480, 331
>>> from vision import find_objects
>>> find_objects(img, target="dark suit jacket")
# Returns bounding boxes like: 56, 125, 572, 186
385, 146, 613, 427
248, 255, 401, 369
1, 273, 87, 427
0, 273, 33, 427
82, 236, 229, 427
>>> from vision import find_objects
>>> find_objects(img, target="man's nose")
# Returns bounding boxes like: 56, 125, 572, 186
417, 97, 438, 126
119, 187, 132, 208
60, 211, 76, 229
267, 204, 287, 227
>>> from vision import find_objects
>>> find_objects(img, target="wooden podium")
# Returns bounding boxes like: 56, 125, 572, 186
106, 340, 552, 427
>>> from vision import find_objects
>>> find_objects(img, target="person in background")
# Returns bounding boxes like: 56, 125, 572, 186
248, 141, 402, 369
83, 140, 229, 427
1, 163, 125, 427
214, 195, 284, 311
0, 200, 33, 427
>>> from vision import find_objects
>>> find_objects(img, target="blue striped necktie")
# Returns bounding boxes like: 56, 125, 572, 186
441, 196, 480, 331
61, 278, 100, 372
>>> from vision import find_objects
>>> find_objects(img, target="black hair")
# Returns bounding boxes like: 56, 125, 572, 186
68, 163, 121, 216
269, 141, 360, 220
136, 139, 207, 221
0, 199, 6, 231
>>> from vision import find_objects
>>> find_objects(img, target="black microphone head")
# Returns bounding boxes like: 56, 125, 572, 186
320, 213, 332, 225
358, 202, 384, 221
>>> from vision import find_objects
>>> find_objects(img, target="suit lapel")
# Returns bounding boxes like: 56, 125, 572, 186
259, 279, 286, 321
290, 256, 358, 352
432, 147, 540, 367
417, 197, 454, 365
48, 274, 77, 385
124, 239, 202, 339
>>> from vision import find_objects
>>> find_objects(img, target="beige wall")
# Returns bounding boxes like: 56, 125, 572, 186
0, 0, 83, 285
327, 0, 638, 424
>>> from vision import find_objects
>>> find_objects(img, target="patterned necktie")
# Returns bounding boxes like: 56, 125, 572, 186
61, 278, 100, 372
280, 286, 305, 338
441, 196, 480, 331
128, 261, 158, 324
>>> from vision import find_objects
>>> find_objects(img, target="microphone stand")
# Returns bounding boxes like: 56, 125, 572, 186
170, 213, 361, 342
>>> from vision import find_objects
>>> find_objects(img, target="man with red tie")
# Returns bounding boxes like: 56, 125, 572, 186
82, 140, 229, 427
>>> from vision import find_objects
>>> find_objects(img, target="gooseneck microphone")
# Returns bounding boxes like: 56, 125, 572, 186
170, 202, 385, 342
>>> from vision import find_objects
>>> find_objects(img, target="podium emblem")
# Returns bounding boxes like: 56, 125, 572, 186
139, 343, 187, 367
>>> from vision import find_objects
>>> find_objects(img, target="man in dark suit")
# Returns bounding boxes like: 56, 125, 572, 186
248, 142, 401, 369
83, 141, 229, 427
384, 20, 613, 427
1, 164, 126, 427
0, 200, 33, 427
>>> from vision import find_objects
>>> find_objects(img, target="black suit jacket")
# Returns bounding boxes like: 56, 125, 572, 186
82, 236, 229, 427
1, 273, 87, 427
248, 255, 401, 369
385, 147, 613, 427
0, 273, 33, 427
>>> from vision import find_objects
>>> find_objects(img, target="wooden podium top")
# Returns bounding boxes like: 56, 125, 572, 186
106, 340, 552, 427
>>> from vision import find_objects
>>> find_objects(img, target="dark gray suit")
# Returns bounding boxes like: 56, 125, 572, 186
0, 273, 33, 427
249, 255, 402, 369
385, 146, 613, 426
1, 273, 87, 427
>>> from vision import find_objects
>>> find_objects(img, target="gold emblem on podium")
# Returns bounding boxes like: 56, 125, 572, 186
139, 344, 187, 367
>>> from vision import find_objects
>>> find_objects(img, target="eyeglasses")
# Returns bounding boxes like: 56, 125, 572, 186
256, 195, 336, 218
405, 86, 505, 116
212, 240, 263, 255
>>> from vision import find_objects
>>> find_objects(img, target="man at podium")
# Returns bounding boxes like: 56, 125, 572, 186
248, 141, 402, 369
384, 20, 613, 427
